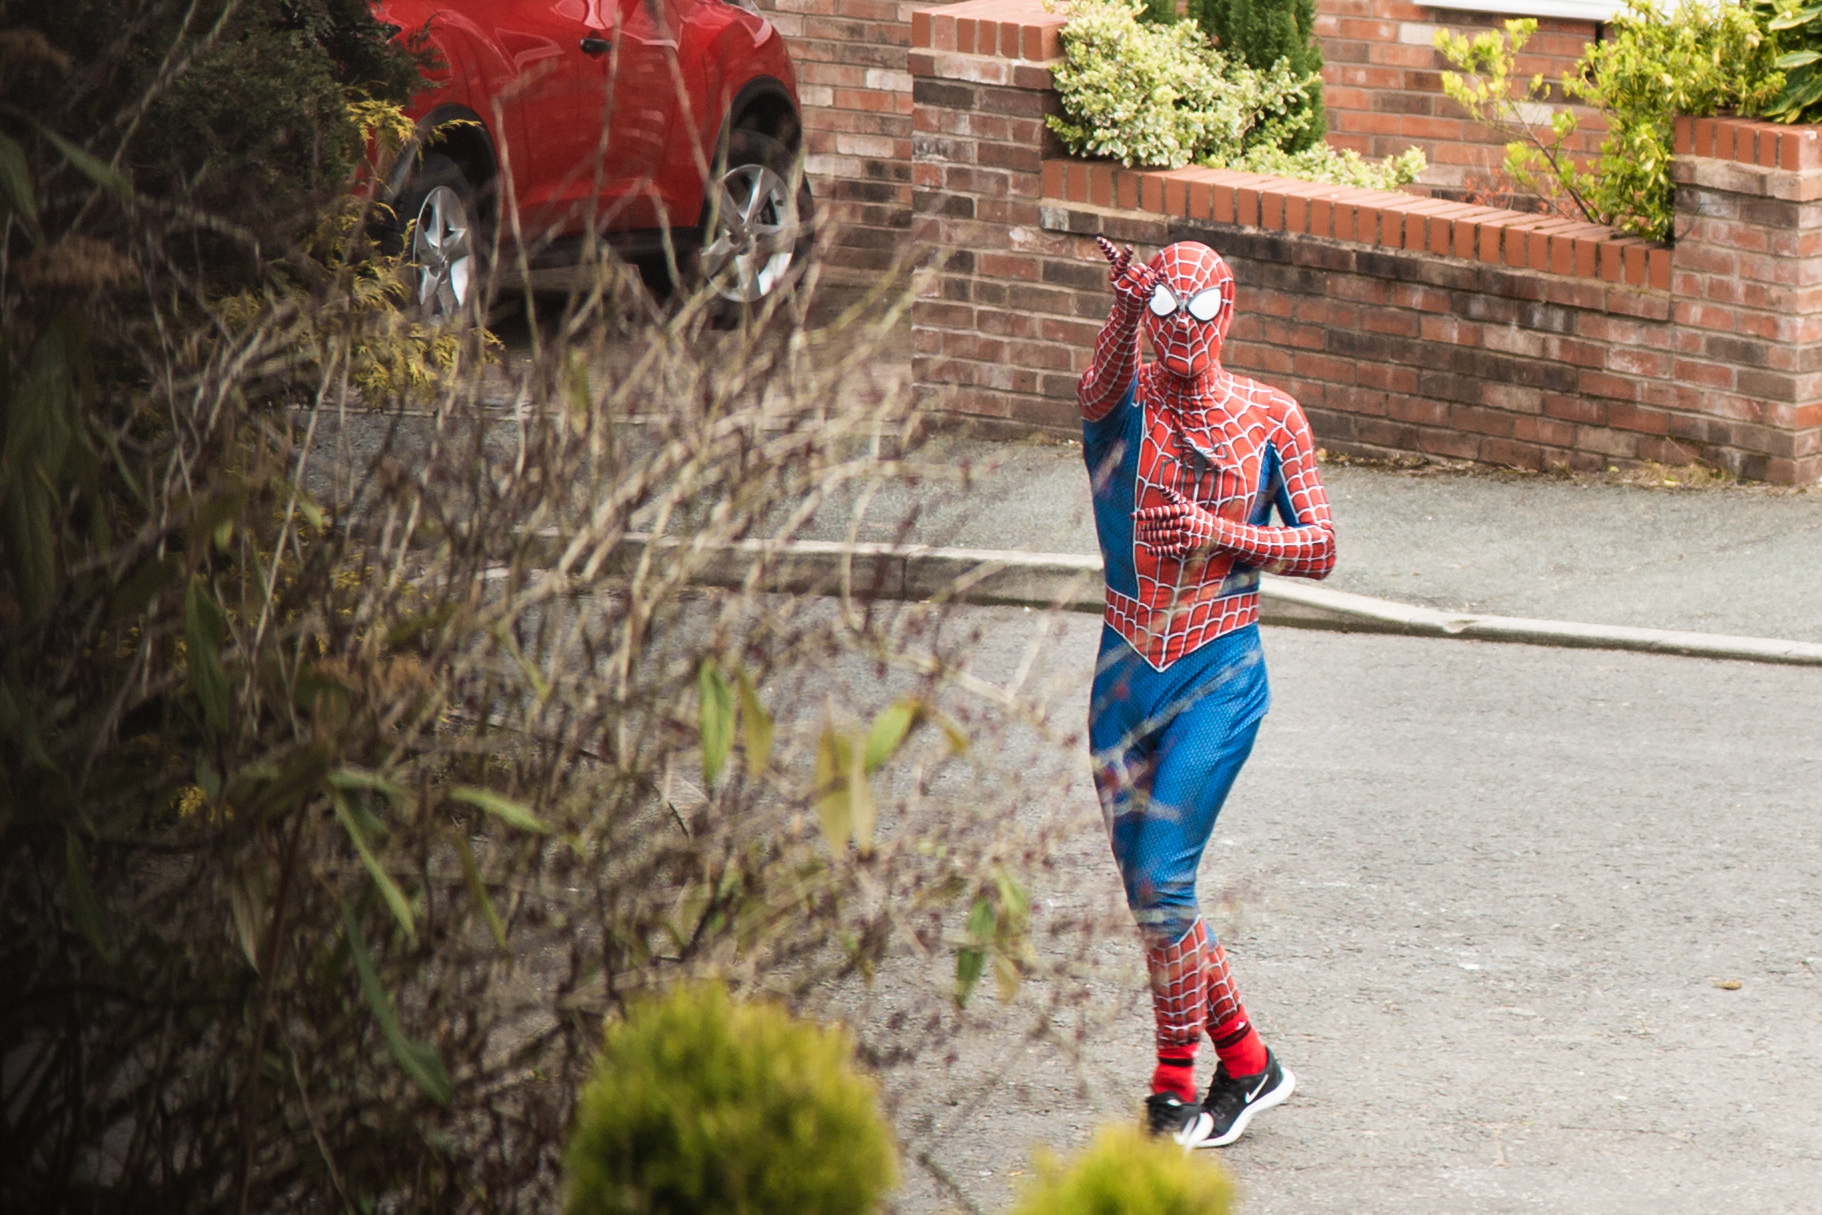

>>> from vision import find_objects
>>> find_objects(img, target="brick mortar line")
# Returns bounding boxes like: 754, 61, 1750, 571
584, 535, 1822, 667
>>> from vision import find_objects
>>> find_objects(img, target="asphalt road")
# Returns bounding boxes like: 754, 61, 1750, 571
822, 605, 1822, 1215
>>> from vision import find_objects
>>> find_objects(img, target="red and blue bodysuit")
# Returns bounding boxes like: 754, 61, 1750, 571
1080, 239, 1335, 1142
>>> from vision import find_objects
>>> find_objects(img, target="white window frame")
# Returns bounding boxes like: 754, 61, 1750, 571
1426, 0, 1628, 22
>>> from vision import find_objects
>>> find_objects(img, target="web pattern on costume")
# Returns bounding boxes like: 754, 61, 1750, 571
1144, 918, 1251, 1056
1079, 237, 1148, 422
1142, 243, 1234, 379
1204, 938, 1242, 1031
1080, 241, 1336, 671
1147, 917, 1213, 1056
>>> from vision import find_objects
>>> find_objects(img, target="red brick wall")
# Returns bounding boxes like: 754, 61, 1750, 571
752, 0, 951, 274
767, 0, 1615, 272
1317, 1, 1607, 198
907, 1, 1822, 482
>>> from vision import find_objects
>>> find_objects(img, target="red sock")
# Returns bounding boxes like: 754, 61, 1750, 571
1151, 1051, 1198, 1102
1211, 1008, 1268, 1078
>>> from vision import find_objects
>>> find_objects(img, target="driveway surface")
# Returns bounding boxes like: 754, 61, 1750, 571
851, 608, 1822, 1215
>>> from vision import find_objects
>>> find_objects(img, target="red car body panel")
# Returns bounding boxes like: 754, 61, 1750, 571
374, 0, 798, 241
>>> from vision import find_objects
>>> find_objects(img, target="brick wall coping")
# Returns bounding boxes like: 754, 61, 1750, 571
910, 0, 1065, 60
1676, 114, 1822, 172
1041, 159, 1672, 290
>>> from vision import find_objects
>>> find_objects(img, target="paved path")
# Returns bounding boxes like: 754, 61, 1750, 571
798, 437, 1822, 643
826, 607, 1822, 1215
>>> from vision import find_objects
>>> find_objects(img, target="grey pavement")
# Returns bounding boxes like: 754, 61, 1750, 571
797, 436, 1822, 644
793, 606, 1822, 1215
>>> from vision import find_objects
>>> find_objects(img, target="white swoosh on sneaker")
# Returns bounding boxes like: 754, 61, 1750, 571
1245, 1072, 1272, 1103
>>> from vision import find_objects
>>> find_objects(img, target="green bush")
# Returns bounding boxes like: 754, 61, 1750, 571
10, 0, 428, 254
1007, 1126, 1234, 1215
1189, 0, 1326, 150
1754, 0, 1822, 121
1049, 0, 1422, 186
565, 985, 898, 1215
1436, 0, 1781, 241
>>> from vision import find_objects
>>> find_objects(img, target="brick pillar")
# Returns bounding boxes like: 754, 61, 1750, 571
1672, 117, 1822, 482
908, 4, 1090, 428
751, 0, 960, 275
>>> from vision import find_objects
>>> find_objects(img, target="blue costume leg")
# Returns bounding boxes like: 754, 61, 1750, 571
1092, 628, 1266, 1099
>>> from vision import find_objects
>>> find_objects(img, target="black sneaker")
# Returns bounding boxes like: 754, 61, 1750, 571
1144, 1091, 1214, 1149
1196, 1049, 1294, 1148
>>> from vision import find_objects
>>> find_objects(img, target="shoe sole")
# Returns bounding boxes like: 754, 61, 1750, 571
1174, 1110, 1215, 1151
1198, 1065, 1295, 1149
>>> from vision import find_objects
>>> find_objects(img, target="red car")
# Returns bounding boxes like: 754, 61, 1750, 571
373, 0, 810, 314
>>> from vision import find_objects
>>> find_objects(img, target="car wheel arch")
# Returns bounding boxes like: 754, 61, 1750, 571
722, 77, 800, 156
389, 105, 499, 214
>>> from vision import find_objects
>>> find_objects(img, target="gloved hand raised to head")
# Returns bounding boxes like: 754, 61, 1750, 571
1097, 235, 1158, 313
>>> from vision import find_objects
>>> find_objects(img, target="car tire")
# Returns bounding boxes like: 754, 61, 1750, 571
698, 129, 813, 311
396, 152, 483, 322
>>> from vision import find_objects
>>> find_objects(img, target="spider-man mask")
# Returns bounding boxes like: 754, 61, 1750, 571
1143, 242, 1235, 380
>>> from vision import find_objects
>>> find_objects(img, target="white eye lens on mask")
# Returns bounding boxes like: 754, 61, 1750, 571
1147, 282, 1225, 322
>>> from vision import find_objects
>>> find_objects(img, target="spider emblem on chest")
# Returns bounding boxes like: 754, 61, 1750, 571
1138, 416, 1260, 525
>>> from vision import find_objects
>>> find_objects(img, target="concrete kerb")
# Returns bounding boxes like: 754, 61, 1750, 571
577, 535, 1822, 667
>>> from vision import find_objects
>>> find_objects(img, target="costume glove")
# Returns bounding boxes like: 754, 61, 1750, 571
1134, 488, 1219, 555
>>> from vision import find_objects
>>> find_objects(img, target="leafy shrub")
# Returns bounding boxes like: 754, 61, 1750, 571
1436, 1, 1781, 241
564, 986, 896, 1215
10, 0, 429, 255
1007, 1126, 1234, 1215
1226, 142, 1428, 189
1189, 0, 1326, 150
3, 7, 1088, 1212
1048, 0, 1423, 186
1759, 0, 1822, 121
1049, 0, 1305, 168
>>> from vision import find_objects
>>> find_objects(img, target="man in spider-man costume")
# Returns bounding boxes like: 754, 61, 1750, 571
1080, 237, 1335, 1149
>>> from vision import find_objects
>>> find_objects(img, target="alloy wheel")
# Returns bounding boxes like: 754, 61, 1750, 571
411, 185, 474, 319
701, 163, 800, 304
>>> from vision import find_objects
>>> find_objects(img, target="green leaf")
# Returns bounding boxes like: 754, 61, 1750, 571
184, 577, 230, 732
813, 724, 852, 853
0, 134, 37, 229
848, 723, 877, 855
108, 553, 180, 622
449, 785, 551, 834
698, 660, 734, 786
454, 832, 508, 953
332, 788, 416, 945
65, 829, 117, 963
194, 756, 221, 799
735, 667, 773, 777
954, 896, 996, 1007
863, 698, 920, 774
228, 862, 271, 971
328, 766, 408, 805
185, 485, 248, 546
1776, 49, 1822, 68
954, 946, 985, 1007
32, 123, 132, 198
341, 902, 450, 1104
995, 870, 1031, 925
